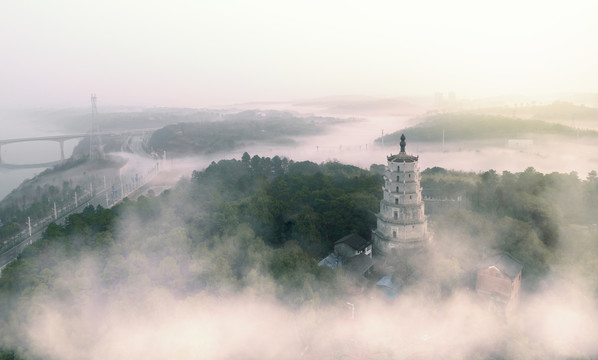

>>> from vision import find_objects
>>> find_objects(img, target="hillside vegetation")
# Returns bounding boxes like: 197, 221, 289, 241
148, 110, 347, 155
478, 101, 598, 121
378, 113, 598, 145
2, 156, 598, 358
420, 167, 598, 290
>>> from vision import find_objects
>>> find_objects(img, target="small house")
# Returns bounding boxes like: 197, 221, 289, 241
342, 253, 374, 278
476, 253, 523, 316
318, 234, 373, 278
334, 234, 372, 259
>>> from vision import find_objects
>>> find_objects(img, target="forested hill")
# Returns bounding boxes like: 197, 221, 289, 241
2, 156, 598, 358
189, 153, 382, 255
147, 111, 348, 155
0, 155, 382, 359
377, 113, 598, 144
419, 167, 598, 290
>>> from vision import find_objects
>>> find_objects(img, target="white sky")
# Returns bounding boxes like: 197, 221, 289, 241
1, 0, 597, 108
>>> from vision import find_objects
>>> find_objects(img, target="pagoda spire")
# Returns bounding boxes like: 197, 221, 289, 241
400, 134, 406, 153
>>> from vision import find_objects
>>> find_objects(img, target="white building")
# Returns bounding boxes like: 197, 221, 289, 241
372, 134, 430, 255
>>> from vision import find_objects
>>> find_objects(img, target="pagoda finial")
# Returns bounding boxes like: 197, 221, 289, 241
400, 134, 406, 153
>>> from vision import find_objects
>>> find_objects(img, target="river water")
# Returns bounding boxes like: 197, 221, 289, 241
0, 117, 79, 201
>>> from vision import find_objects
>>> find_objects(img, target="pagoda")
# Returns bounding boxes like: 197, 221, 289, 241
372, 134, 429, 255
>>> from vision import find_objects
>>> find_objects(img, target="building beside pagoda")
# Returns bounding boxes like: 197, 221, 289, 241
372, 134, 430, 256
318, 233, 373, 278
476, 253, 523, 316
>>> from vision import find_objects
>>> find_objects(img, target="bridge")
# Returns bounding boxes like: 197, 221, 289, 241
0, 129, 156, 169
0, 133, 87, 168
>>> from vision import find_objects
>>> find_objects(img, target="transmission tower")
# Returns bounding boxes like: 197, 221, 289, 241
90, 94, 104, 159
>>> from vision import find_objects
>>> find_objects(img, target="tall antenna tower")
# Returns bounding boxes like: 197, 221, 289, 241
90, 94, 104, 159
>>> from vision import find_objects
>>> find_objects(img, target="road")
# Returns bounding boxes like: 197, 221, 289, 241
0, 165, 159, 272
0, 190, 96, 271
0, 134, 161, 274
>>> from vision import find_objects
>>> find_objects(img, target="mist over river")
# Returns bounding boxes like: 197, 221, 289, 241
3, 106, 598, 202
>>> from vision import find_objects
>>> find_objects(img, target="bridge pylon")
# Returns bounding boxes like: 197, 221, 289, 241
90, 94, 105, 159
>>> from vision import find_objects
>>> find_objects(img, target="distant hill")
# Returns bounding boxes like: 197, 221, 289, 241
474, 101, 598, 122
147, 110, 348, 156
376, 113, 598, 144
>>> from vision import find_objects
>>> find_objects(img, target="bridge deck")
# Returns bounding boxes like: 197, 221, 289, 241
0, 134, 88, 145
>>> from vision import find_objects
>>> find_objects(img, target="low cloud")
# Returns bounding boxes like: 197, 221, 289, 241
4, 201, 597, 360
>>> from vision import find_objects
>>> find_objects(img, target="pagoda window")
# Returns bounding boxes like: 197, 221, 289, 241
394, 211, 398, 220
396, 175, 399, 182
395, 198, 398, 205
396, 186, 399, 193
392, 230, 397, 238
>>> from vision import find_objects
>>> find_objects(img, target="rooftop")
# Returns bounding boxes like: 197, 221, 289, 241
335, 233, 370, 251
318, 252, 342, 269
343, 254, 374, 275
376, 275, 399, 298
387, 153, 419, 163
480, 253, 523, 280
376, 275, 398, 290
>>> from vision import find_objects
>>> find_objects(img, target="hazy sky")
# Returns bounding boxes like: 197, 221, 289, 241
1, 0, 597, 109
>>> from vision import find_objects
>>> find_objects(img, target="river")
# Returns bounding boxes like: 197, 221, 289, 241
0, 117, 79, 201
3, 107, 597, 202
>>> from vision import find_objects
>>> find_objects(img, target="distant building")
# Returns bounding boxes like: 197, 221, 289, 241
475, 253, 523, 316
434, 92, 457, 109
447, 91, 456, 105
372, 134, 430, 256
434, 92, 444, 108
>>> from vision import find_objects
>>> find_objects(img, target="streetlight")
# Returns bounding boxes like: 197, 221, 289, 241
346, 302, 355, 320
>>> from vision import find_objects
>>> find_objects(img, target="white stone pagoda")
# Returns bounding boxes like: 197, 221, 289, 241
372, 134, 429, 256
